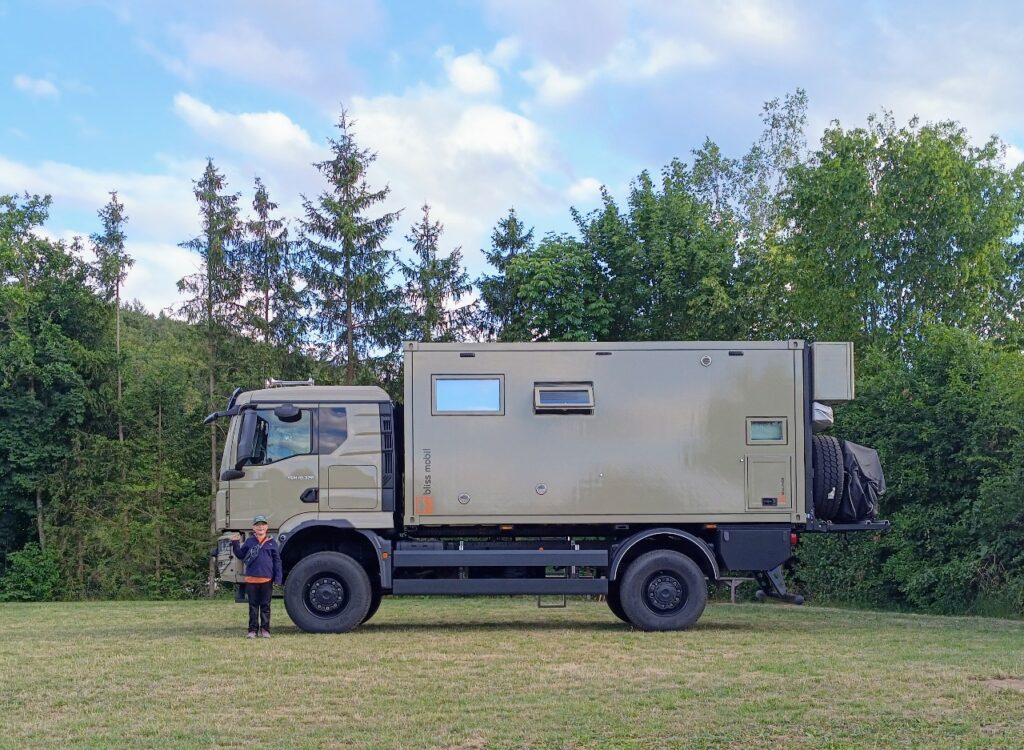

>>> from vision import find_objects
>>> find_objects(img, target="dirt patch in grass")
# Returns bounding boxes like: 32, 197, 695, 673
985, 678, 1024, 692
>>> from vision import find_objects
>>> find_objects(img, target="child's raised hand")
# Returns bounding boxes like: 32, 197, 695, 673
230, 532, 242, 542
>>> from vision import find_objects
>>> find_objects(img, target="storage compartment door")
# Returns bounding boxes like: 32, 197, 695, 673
745, 455, 792, 511
326, 464, 378, 510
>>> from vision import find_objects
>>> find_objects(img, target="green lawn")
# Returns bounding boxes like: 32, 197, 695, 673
0, 597, 1021, 749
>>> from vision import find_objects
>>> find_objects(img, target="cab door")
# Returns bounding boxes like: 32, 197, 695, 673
318, 404, 382, 512
227, 404, 318, 528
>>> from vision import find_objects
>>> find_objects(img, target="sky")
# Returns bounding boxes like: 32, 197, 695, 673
2, 0, 1023, 314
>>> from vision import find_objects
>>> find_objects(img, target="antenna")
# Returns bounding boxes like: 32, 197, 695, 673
265, 377, 315, 388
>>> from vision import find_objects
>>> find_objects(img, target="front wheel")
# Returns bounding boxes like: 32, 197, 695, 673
284, 551, 371, 633
606, 583, 629, 624
619, 550, 707, 631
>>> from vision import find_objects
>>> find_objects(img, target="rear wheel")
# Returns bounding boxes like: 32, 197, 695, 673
619, 550, 707, 631
812, 435, 844, 521
284, 551, 371, 633
362, 588, 383, 624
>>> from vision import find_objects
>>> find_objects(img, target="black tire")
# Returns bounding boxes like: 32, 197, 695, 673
283, 551, 371, 633
606, 583, 629, 624
812, 434, 844, 521
362, 588, 383, 624
618, 550, 707, 631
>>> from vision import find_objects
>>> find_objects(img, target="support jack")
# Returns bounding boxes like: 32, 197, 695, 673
754, 565, 804, 605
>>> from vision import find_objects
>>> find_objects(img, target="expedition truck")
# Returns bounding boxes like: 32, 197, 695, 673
208, 340, 888, 632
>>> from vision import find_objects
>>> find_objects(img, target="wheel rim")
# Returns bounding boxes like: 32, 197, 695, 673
643, 570, 687, 614
304, 575, 346, 618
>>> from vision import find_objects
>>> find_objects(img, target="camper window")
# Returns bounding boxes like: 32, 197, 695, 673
534, 383, 595, 414
746, 418, 787, 445
433, 376, 504, 415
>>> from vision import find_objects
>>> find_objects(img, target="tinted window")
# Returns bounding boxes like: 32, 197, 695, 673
538, 390, 591, 406
434, 377, 502, 414
249, 409, 312, 464
319, 407, 348, 454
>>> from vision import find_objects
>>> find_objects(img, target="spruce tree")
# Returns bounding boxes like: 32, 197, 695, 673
476, 208, 534, 341
176, 159, 240, 595
301, 112, 403, 384
401, 205, 473, 343
238, 177, 301, 378
90, 192, 133, 445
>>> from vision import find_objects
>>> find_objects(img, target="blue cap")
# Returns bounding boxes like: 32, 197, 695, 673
252, 515, 269, 525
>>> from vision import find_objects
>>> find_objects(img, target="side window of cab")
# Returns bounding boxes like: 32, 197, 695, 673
318, 406, 349, 455
250, 408, 313, 464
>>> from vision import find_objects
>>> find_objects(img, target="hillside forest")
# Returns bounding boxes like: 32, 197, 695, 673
2, 92, 1022, 617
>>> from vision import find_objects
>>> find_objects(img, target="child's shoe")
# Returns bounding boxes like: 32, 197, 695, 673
246, 630, 257, 639
259, 629, 270, 639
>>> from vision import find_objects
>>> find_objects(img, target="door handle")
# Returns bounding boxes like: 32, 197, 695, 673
300, 487, 319, 503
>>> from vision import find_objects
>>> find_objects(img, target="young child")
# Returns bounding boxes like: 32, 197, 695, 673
230, 515, 283, 638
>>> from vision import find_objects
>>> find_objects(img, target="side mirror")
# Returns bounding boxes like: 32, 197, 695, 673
234, 410, 259, 471
274, 404, 301, 423
220, 468, 245, 481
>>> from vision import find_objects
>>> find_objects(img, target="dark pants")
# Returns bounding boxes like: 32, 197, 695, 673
246, 581, 273, 632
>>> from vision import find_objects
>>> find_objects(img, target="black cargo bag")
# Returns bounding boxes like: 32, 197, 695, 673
837, 441, 886, 522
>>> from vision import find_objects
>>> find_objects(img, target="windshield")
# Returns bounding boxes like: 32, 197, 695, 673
219, 415, 238, 476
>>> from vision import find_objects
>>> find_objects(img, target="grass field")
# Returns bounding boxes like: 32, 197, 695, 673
1, 597, 1022, 750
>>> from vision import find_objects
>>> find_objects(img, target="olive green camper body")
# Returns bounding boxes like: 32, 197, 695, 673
211, 340, 877, 634
404, 340, 816, 528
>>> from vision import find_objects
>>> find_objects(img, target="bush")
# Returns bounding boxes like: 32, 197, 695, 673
0, 543, 62, 602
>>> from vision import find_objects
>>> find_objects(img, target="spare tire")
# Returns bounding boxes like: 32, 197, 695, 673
812, 434, 844, 521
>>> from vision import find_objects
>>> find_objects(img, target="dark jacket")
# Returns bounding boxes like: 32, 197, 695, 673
231, 535, 283, 584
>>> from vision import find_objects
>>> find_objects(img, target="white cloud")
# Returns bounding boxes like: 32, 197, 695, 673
484, 0, 629, 71
604, 35, 716, 80
171, 23, 314, 89
173, 93, 322, 165
566, 177, 603, 204
675, 0, 802, 51
1006, 144, 1024, 168
127, 1, 383, 105
121, 242, 202, 313
0, 154, 196, 238
521, 33, 716, 105
438, 48, 501, 96
804, 6, 1024, 157
522, 63, 587, 105
349, 87, 563, 274
13, 74, 60, 99
487, 37, 521, 69
0, 154, 200, 312
493, 1, 808, 107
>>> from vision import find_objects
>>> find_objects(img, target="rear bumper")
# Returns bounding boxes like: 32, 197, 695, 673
803, 518, 891, 533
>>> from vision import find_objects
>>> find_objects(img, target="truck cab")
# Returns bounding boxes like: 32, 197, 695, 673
214, 384, 395, 533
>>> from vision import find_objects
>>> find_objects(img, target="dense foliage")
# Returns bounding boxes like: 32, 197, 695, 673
1, 94, 1022, 616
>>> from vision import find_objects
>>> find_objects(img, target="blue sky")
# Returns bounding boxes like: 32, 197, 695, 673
3, 0, 1023, 312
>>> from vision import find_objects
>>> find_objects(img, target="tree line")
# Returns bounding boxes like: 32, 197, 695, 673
1, 92, 1022, 616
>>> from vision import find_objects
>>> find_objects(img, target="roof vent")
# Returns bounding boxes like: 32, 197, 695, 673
265, 378, 315, 388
